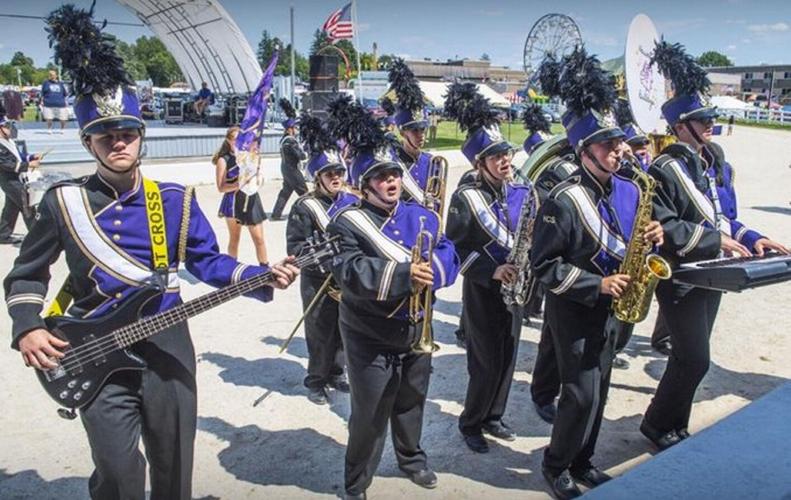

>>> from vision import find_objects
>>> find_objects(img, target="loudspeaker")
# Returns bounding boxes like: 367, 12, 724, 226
302, 91, 343, 118
309, 55, 339, 92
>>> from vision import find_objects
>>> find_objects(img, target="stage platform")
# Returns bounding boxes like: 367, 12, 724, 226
587, 382, 791, 499
15, 120, 282, 164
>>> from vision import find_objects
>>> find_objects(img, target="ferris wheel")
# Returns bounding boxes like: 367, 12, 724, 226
523, 14, 582, 86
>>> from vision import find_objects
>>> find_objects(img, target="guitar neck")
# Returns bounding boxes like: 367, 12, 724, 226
114, 253, 318, 348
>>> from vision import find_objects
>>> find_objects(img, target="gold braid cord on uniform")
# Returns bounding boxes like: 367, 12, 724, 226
178, 186, 195, 264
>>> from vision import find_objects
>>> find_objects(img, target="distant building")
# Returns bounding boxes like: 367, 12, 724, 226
706, 72, 742, 97
404, 59, 527, 93
707, 65, 791, 105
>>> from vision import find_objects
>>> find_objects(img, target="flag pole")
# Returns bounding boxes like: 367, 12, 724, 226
290, 4, 296, 106
351, 0, 363, 103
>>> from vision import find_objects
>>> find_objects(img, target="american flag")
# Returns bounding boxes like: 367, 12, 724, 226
322, 3, 353, 42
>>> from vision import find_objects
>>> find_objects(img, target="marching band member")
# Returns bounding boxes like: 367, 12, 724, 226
522, 103, 552, 156
530, 47, 664, 498
387, 59, 435, 205
527, 57, 581, 425
444, 83, 536, 454
615, 98, 653, 172
3, 6, 298, 499
326, 101, 458, 498
214, 125, 269, 265
0, 114, 40, 244
641, 41, 789, 450
286, 112, 358, 405
271, 98, 308, 220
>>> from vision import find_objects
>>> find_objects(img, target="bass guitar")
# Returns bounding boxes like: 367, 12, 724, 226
38, 235, 340, 414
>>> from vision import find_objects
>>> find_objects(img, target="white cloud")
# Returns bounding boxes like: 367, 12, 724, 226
741, 38, 752, 44
726, 44, 737, 52
747, 22, 789, 32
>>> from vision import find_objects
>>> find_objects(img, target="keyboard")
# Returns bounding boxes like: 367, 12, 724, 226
673, 252, 791, 292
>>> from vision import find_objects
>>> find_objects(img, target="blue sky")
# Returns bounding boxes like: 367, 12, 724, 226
1, 0, 790, 69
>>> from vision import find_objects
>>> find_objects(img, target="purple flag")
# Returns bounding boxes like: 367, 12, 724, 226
236, 50, 279, 152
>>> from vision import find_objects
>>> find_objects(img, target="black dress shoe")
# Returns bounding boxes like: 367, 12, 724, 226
653, 338, 672, 356
676, 428, 690, 440
542, 468, 582, 499
406, 468, 438, 489
482, 421, 516, 441
344, 491, 366, 500
454, 329, 466, 349
307, 386, 329, 405
463, 433, 489, 453
570, 466, 612, 488
0, 236, 22, 245
640, 419, 681, 450
612, 356, 630, 370
534, 401, 557, 424
328, 374, 350, 393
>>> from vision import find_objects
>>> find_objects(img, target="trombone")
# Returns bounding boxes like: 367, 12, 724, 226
409, 216, 439, 354
424, 155, 448, 227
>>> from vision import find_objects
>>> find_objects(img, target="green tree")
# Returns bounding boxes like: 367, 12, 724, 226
133, 36, 183, 86
481, 53, 491, 61
257, 30, 309, 80
10, 51, 34, 67
309, 29, 359, 79
698, 51, 733, 67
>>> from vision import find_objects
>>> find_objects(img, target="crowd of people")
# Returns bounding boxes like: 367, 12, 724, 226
3, 5, 790, 500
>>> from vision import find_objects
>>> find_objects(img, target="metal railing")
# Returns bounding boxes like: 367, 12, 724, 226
720, 107, 791, 125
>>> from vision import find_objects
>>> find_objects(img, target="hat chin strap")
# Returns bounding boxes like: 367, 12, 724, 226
583, 146, 611, 175
363, 180, 397, 209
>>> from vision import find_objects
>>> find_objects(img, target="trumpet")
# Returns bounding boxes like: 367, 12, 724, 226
424, 155, 448, 226
409, 216, 439, 354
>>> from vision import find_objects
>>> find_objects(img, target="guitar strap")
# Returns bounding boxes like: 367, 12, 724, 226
45, 177, 169, 317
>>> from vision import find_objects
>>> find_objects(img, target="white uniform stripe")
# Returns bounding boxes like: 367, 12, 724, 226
340, 210, 411, 263
563, 186, 626, 259
462, 190, 513, 250
432, 252, 447, 287
460, 251, 480, 274
378, 261, 396, 300
6, 294, 46, 307
302, 198, 331, 231
550, 265, 581, 295
678, 224, 704, 257
59, 186, 179, 289
401, 168, 425, 203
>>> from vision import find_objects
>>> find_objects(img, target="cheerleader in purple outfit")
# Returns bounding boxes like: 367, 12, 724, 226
214, 126, 269, 264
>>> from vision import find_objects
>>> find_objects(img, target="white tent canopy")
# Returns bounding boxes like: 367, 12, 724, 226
117, 0, 262, 94
401, 81, 511, 109
710, 95, 750, 111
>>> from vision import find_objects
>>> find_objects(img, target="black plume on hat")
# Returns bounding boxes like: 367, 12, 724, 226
651, 39, 711, 96
299, 112, 336, 156
337, 101, 389, 157
522, 104, 551, 133
388, 59, 424, 113
614, 98, 635, 128
278, 97, 297, 119
46, 1, 132, 97
443, 82, 499, 132
537, 53, 563, 98
326, 94, 354, 144
558, 46, 617, 118
380, 96, 396, 116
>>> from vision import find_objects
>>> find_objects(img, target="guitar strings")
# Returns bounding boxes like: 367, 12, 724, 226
54, 249, 330, 372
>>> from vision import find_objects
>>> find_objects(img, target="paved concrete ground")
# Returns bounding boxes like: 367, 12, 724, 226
1, 125, 790, 499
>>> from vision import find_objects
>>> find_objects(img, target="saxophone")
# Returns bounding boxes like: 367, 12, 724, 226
611, 164, 673, 323
501, 189, 538, 307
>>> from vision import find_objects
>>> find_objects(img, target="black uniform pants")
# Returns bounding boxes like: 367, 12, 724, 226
543, 294, 615, 475
645, 282, 722, 433
79, 333, 197, 500
0, 176, 34, 239
271, 167, 307, 218
300, 273, 344, 389
650, 304, 671, 346
340, 317, 431, 495
531, 320, 560, 407
459, 279, 521, 436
